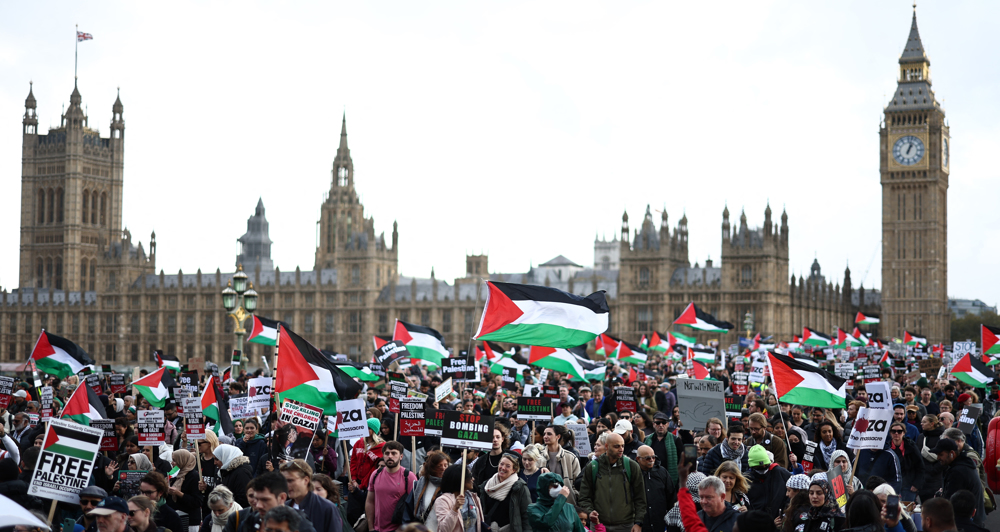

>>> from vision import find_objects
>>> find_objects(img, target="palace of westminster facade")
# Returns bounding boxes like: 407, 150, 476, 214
0, 13, 949, 368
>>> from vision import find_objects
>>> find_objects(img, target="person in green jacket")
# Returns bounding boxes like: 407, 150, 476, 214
527, 472, 585, 532
578, 433, 646, 532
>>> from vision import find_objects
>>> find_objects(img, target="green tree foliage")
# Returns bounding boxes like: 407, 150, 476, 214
951, 311, 1000, 342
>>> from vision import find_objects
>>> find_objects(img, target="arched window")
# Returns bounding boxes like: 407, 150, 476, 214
36, 259, 44, 288
56, 188, 64, 223
55, 257, 63, 290
37, 189, 45, 224
100, 193, 107, 226
741, 265, 752, 284
82, 190, 89, 223
47, 189, 54, 223
45, 258, 53, 288
639, 267, 650, 287
91, 193, 98, 224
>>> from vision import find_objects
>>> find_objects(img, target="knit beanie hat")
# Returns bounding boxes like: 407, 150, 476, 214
748, 444, 770, 467
367, 417, 381, 434
786, 474, 811, 491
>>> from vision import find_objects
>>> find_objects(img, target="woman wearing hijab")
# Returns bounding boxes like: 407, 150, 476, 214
828, 450, 863, 493
212, 444, 253, 508
165, 449, 202, 531
527, 472, 585, 532
478, 453, 531, 532
786, 475, 843, 532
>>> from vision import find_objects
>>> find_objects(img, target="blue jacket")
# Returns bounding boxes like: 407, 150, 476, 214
856, 441, 902, 493
288, 491, 342, 532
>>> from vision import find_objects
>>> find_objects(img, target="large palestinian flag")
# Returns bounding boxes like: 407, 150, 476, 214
248, 316, 280, 346
687, 360, 711, 380
673, 303, 733, 333
855, 312, 880, 325
276, 325, 362, 413
42, 420, 101, 462
133, 367, 177, 409
951, 353, 996, 388
394, 320, 449, 365
802, 327, 832, 347
201, 375, 234, 435
154, 350, 181, 373
767, 351, 847, 409
529, 345, 604, 382
489, 352, 529, 382
981, 325, 1000, 356
30, 331, 94, 378
852, 327, 872, 347
832, 328, 864, 349
613, 340, 647, 364
903, 331, 927, 346
474, 281, 610, 347
61, 383, 107, 426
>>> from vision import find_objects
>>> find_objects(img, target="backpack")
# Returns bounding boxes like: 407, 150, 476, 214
588, 456, 632, 483
370, 466, 416, 527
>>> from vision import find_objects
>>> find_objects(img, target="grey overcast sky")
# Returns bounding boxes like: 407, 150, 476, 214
2, 1, 998, 308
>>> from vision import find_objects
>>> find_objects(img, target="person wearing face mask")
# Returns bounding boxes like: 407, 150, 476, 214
527, 472, 585, 532
745, 445, 791, 519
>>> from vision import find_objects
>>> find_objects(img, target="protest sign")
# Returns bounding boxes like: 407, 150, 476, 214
955, 406, 982, 435
522, 385, 540, 398
28, 419, 104, 503
108, 374, 127, 395
749, 361, 767, 383
865, 382, 891, 409
425, 408, 445, 436
918, 358, 942, 374
399, 398, 426, 437
731, 372, 748, 395
537, 369, 550, 385
90, 418, 119, 452
277, 400, 324, 459
828, 465, 848, 509
846, 407, 894, 450
902, 370, 922, 384
677, 378, 726, 430
229, 393, 249, 419
501, 368, 518, 391
407, 390, 429, 400
189, 356, 205, 379
374, 340, 411, 369
40, 386, 54, 421
247, 376, 272, 413
724, 395, 744, 420
442, 357, 476, 382
389, 381, 409, 413
517, 397, 552, 421
543, 386, 560, 401
440, 410, 494, 451
182, 397, 205, 440
614, 386, 637, 412
952, 341, 976, 359
86, 374, 103, 395
835, 363, 855, 381
27, 413, 39, 428
435, 378, 454, 403
0, 376, 14, 408
388, 371, 406, 382
137, 410, 165, 446
368, 362, 387, 380
333, 398, 368, 440
862, 365, 880, 384
117, 470, 148, 499
801, 440, 818, 473
569, 424, 591, 455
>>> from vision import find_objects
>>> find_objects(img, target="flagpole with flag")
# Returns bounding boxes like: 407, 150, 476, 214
270, 324, 281, 463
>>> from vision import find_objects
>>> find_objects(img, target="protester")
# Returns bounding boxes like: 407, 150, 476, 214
232, 472, 316, 532
786, 475, 843, 532
636, 445, 673, 532
236, 419, 268, 474
931, 438, 985, 527
128, 495, 160, 532
949, 489, 989, 532
165, 449, 203, 528
829, 450, 863, 493
871, 484, 918, 532
841, 490, 885, 532
713, 461, 749, 512
519, 445, 546, 502
644, 412, 680, 486
745, 413, 788, 469
745, 444, 791, 519
915, 414, 946, 503
200, 486, 243, 532
140, 471, 184, 532
886, 422, 922, 502
87, 496, 135, 532
613, 419, 641, 460
410, 450, 451, 527
698, 424, 747, 475
280, 459, 342, 532
920, 497, 957, 532
367, 440, 417, 532
78, 485, 109, 532
312, 473, 347, 524
527, 472, 584, 532
855, 437, 901, 494
665, 470, 705, 532
695, 476, 739, 532
214, 444, 254, 508
541, 425, 581, 501
434, 464, 484, 532
809, 420, 851, 472
263, 506, 303, 532
578, 433, 646, 532
472, 423, 510, 488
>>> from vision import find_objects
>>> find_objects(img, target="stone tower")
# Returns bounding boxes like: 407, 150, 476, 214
880, 9, 950, 344
19, 82, 125, 292
237, 198, 274, 274
720, 204, 789, 335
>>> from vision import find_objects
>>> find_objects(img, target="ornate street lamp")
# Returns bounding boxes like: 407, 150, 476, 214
222, 264, 257, 359
743, 310, 754, 340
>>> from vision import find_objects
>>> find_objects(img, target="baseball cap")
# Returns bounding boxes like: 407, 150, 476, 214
653, 412, 669, 422
13, 390, 27, 398
613, 419, 632, 434
929, 438, 958, 455
88, 496, 129, 516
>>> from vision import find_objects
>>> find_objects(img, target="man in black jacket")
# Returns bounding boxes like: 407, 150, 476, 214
932, 438, 985, 527
745, 445, 790, 519
225, 472, 317, 532
280, 459, 342, 532
637, 445, 675, 532
950, 490, 990, 532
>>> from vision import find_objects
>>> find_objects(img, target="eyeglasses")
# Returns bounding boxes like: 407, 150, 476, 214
638, 456, 655, 461
128, 511, 138, 517
653, 420, 667, 425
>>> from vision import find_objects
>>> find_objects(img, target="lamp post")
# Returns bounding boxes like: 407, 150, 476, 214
743, 310, 754, 340
222, 264, 258, 360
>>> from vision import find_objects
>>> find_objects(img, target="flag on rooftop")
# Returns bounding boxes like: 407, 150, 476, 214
474, 281, 610, 348
77, 31, 93, 42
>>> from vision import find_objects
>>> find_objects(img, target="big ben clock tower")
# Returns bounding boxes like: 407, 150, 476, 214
880, 8, 950, 345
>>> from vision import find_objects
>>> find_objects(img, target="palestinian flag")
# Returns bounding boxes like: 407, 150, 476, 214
790, 353, 820, 367
529, 345, 600, 382
638, 335, 649, 350
30, 331, 94, 378
686, 346, 715, 365
248, 316, 280, 346
878, 350, 893, 369
489, 352, 528, 382
803, 327, 832, 347
688, 360, 711, 380
855, 312, 880, 325
276, 326, 362, 413
397, 358, 439, 372
673, 303, 733, 333
42, 420, 101, 461
61, 383, 107, 425
649, 332, 669, 353
951, 353, 996, 388
222, 366, 233, 384
133, 367, 177, 409
767, 352, 846, 409
480, 341, 506, 363
322, 350, 380, 382
201, 375, 234, 435
833, 328, 864, 349
167, 466, 181, 480
394, 320, 448, 365
852, 327, 872, 347
612, 339, 647, 364
599, 333, 620, 357
154, 350, 181, 373
474, 281, 610, 347
903, 331, 927, 346
982, 325, 1000, 356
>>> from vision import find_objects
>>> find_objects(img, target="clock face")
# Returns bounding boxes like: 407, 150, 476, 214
892, 135, 925, 166
942, 138, 949, 168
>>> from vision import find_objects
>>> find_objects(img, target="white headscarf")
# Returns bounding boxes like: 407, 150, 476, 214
213, 444, 243, 470
114, 398, 124, 412
159, 442, 173, 463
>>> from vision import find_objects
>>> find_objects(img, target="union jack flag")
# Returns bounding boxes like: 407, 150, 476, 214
77, 31, 93, 42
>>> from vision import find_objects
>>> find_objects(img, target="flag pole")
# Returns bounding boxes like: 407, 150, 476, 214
74, 24, 78, 80
766, 353, 796, 466
270, 325, 281, 463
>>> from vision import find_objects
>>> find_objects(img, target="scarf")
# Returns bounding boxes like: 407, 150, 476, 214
171, 449, 197, 489
130, 453, 153, 471
720, 442, 744, 463
819, 439, 837, 466
211, 501, 242, 532
213, 444, 243, 470
484, 471, 518, 501
891, 440, 905, 456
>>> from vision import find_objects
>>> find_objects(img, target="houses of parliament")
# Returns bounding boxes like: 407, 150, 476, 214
0, 12, 949, 369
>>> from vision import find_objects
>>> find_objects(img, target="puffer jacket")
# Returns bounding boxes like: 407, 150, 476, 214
220, 456, 254, 508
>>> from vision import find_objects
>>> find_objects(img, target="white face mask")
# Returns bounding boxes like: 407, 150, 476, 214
549, 486, 563, 498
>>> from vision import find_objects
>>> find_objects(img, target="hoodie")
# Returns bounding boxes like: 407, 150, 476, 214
527, 472, 586, 532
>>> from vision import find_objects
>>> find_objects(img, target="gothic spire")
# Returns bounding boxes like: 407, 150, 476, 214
338, 112, 349, 154
899, 7, 928, 65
